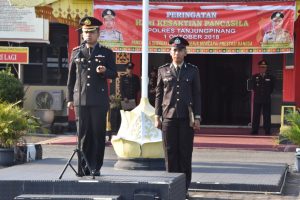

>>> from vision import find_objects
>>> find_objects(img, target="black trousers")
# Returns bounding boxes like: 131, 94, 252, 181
252, 102, 271, 134
75, 106, 107, 172
162, 118, 194, 190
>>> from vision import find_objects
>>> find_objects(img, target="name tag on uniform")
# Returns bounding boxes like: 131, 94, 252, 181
265, 79, 270, 81
163, 78, 172, 81
95, 55, 105, 58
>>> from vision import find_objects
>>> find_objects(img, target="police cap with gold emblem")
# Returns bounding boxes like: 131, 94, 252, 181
258, 59, 268, 67
169, 36, 189, 49
271, 12, 284, 20
102, 9, 116, 18
79, 16, 102, 32
125, 62, 134, 69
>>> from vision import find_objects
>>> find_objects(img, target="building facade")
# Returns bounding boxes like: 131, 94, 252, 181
2, 0, 300, 127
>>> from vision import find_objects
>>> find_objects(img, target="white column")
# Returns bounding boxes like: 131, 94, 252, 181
18, 64, 24, 83
141, 0, 149, 98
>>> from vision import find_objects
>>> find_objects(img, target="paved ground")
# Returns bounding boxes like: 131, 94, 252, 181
34, 133, 297, 152
37, 144, 300, 200
2, 133, 294, 199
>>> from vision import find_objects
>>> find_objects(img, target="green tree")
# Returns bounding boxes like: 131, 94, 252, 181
0, 67, 24, 103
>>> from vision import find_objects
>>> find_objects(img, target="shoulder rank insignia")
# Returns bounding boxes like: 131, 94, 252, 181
159, 63, 170, 69
187, 63, 198, 68
72, 46, 80, 51
101, 44, 111, 50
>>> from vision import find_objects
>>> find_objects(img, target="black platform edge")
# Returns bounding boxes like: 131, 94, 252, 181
0, 175, 186, 200
14, 194, 121, 200
114, 158, 166, 170
189, 165, 288, 194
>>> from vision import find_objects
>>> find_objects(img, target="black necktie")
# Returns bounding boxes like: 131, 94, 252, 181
89, 47, 93, 56
176, 66, 180, 76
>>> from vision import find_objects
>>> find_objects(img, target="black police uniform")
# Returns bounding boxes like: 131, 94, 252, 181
120, 69, 140, 104
250, 65, 275, 135
155, 37, 201, 190
67, 17, 117, 176
148, 71, 157, 106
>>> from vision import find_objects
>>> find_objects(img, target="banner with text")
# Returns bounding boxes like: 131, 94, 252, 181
94, 1, 295, 54
0, 47, 29, 64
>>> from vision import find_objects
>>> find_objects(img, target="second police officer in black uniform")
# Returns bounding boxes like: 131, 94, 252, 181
250, 59, 275, 135
120, 62, 140, 109
67, 16, 117, 176
148, 67, 158, 107
154, 36, 201, 197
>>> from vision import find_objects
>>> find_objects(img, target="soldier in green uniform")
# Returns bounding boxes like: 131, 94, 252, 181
263, 12, 292, 44
99, 9, 123, 41
154, 36, 201, 198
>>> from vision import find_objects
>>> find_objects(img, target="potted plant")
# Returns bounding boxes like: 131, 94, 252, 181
0, 101, 39, 166
280, 109, 300, 172
34, 91, 55, 125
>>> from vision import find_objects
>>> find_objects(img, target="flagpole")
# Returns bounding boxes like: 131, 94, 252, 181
141, 0, 149, 99
112, 0, 165, 169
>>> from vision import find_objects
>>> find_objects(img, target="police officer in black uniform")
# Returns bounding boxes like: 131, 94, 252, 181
154, 37, 201, 196
250, 60, 275, 135
120, 62, 140, 108
148, 67, 158, 107
67, 16, 117, 176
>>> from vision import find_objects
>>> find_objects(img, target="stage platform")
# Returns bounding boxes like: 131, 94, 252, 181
0, 158, 185, 200
190, 161, 288, 193
0, 151, 288, 199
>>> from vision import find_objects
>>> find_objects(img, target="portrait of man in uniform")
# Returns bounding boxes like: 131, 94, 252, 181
99, 9, 123, 42
262, 11, 293, 44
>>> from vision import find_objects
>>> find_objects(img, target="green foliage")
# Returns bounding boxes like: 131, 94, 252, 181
0, 101, 39, 148
281, 110, 300, 146
0, 67, 24, 103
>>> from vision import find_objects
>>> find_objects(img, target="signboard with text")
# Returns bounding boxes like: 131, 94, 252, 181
0, 0, 49, 43
94, 1, 295, 54
0, 47, 29, 64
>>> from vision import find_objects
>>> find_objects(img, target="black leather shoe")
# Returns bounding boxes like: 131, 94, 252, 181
77, 169, 84, 177
92, 170, 100, 176
83, 168, 91, 176
185, 192, 189, 200
76, 172, 83, 177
